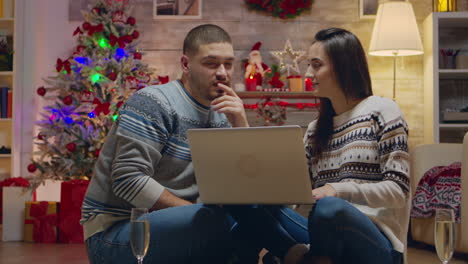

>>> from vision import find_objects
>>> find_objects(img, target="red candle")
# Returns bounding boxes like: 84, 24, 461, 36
304, 78, 313, 91
245, 76, 257, 92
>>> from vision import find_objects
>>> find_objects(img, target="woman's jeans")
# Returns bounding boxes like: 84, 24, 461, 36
85, 204, 235, 264
225, 197, 403, 264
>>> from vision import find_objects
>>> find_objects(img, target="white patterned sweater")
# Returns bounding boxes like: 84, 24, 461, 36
303, 96, 410, 253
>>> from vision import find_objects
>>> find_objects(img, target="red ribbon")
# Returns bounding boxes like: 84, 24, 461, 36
93, 98, 111, 116
24, 202, 57, 243
73, 27, 83, 36
110, 34, 127, 48
87, 24, 104, 36
56, 58, 71, 74
287, 75, 302, 79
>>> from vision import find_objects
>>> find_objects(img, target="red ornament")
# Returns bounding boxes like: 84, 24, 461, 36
133, 52, 142, 60
108, 72, 117, 81
27, 163, 37, 173
63, 95, 73, 105
116, 101, 124, 109
76, 45, 86, 53
127, 16, 136, 25
132, 30, 140, 39
37, 133, 44, 140
82, 22, 91, 30
94, 149, 101, 158
124, 35, 133, 43
37, 86, 46, 96
66, 142, 77, 153
92, 7, 101, 14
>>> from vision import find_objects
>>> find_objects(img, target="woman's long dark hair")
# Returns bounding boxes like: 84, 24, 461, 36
313, 28, 373, 157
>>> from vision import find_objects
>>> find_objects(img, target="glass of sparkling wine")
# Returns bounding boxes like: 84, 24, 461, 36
130, 208, 150, 264
434, 208, 455, 264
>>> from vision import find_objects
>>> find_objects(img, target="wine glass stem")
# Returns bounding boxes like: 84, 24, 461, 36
138, 257, 144, 264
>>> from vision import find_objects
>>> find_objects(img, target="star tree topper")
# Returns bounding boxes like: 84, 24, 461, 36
271, 39, 304, 76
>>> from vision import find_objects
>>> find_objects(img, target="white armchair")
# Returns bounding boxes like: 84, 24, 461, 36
410, 133, 468, 253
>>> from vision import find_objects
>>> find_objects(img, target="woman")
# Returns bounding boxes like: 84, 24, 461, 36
226, 28, 410, 264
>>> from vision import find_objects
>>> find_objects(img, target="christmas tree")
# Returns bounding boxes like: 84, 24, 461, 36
27, 0, 153, 187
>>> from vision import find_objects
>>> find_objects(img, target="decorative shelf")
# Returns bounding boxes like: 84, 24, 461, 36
0, 71, 13, 76
238, 92, 317, 99
439, 69, 468, 79
439, 123, 468, 129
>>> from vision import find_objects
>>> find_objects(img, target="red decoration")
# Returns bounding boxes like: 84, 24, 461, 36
123, 35, 133, 43
58, 180, 89, 243
158, 75, 169, 84
244, 0, 312, 19
94, 149, 101, 158
37, 133, 44, 140
66, 142, 77, 153
245, 76, 257, 91
132, 30, 140, 39
24, 201, 58, 243
56, 58, 71, 74
93, 98, 111, 116
110, 34, 127, 48
27, 163, 38, 173
133, 52, 142, 60
127, 16, 136, 25
116, 101, 124, 109
108, 72, 117, 81
0, 177, 30, 187
87, 24, 104, 36
92, 7, 101, 14
268, 72, 285, 88
82, 22, 91, 30
73, 27, 83, 36
63, 95, 73, 105
37, 86, 46, 96
305, 77, 314, 91
243, 100, 319, 110
112, 10, 125, 23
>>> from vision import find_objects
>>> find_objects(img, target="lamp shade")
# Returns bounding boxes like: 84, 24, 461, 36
369, 1, 423, 56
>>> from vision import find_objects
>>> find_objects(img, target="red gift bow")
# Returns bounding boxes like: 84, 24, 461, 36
93, 98, 111, 116
158, 75, 169, 84
87, 24, 104, 36
287, 75, 302, 79
0, 177, 30, 187
110, 34, 127, 49
73, 27, 83, 36
56, 58, 71, 74
268, 73, 284, 88
24, 202, 58, 243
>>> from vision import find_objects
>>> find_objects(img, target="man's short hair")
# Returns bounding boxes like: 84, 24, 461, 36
183, 24, 232, 56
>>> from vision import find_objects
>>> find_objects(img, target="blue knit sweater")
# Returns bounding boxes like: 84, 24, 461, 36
81, 80, 229, 240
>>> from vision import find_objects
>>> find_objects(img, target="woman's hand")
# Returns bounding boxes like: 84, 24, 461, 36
312, 184, 337, 199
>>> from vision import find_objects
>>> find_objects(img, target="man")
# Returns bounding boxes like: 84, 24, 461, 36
82, 24, 250, 263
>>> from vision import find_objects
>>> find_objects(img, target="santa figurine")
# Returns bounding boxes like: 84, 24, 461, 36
244, 41, 270, 91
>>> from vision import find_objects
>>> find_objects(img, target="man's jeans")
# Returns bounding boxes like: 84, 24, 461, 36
85, 204, 234, 264
226, 197, 403, 264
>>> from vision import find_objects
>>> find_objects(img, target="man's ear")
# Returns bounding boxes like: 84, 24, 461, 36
181, 55, 189, 73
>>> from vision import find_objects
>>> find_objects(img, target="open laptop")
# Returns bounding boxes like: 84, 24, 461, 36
187, 125, 315, 204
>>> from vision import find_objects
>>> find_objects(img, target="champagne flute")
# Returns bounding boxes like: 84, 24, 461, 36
130, 208, 150, 264
434, 208, 456, 264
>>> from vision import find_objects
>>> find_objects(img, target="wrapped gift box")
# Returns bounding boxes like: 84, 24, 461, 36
24, 201, 58, 243
2, 187, 34, 241
287, 76, 303, 92
58, 180, 89, 243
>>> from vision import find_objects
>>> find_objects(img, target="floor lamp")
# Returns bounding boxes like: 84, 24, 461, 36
369, 0, 423, 101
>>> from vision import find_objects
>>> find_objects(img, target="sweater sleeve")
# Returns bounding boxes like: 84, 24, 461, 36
109, 91, 172, 208
329, 114, 410, 209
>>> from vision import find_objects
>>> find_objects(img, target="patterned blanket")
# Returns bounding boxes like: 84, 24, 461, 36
411, 162, 461, 223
